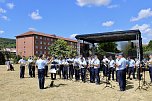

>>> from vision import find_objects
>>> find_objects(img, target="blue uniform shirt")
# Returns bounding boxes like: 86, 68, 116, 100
36, 59, 47, 69
117, 57, 126, 70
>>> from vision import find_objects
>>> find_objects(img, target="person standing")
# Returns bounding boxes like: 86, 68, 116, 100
102, 56, 109, 77
74, 56, 80, 81
88, 56, 95, 83
147, 54, 152, 83
68, 57, 74, 80
28, 56, 33, 78
108, 56, 115, 81
36, 55, 52, 89
18, 56, 27, 78
79, 56, 87, 83
93, 55, 100, 85
116, 53, 127, 91
127, 57, 136, 80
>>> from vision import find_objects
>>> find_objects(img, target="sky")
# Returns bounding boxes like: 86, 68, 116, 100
0, 0, 152, 44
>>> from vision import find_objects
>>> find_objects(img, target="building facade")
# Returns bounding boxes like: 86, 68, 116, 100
16, 31, 77, 57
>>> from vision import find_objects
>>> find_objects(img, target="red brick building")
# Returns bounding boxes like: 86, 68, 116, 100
16, 31, 77, 57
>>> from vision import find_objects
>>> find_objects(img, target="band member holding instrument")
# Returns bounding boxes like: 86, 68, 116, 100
36, 55, 53, 89
147, 54, 152, 83
62, 58, 69, 79
93, 55, 100, 85
116, 53, 127, 91
67, 57, 74, 80
74, 56, 80, 81
102, 56, 109, 77
108, 56, 115, 81
79, 55, 87, 83
88, 56, 95, 83
18, 56, 27, 78
127, 57, 136, 80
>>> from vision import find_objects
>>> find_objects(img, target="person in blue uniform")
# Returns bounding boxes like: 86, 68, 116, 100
108, 56, 115, 80
18, 56, 27, 78
88, 56, 95, 83
127, 57, 136, 80
93, 55, 100, 85
36, 55, 52, 89
147, 54, 152, 83
116, 53, 127, 91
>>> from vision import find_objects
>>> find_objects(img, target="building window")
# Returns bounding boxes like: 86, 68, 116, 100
47, 38, 50, 41
40, 51, 43, 54
44, 42, 46, 45
44, 51, 46, 54
24, 51, 26, 53
40, 41, 42, 44
36, 51, 38, 54
40, 36, 42, 39
35, 46, 38, 49
35, 41, 39, 44
44, 46, 47, 50
40, 46, 43, 49
43, 37, 46, 40
35, 36, 38, 39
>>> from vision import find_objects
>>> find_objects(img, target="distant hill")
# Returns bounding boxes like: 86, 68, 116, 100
0, 38, 16, 48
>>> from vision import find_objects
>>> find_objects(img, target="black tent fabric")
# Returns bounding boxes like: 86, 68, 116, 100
75, 30, 141, 43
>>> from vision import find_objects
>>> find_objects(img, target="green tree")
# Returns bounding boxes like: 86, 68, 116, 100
96, 42, 119, 55
49, 39, 76, 57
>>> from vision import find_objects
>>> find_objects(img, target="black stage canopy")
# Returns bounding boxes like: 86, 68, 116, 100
75, 30, 141, 43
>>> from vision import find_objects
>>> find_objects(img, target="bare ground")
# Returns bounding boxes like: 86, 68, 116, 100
0, 64, 152, 101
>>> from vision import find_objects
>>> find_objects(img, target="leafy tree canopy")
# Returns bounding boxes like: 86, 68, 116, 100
49, 39, 76, 58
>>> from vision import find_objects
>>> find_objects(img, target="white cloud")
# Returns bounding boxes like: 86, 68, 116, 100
1, 15, 9, 20
70, 34, 78, 39
28, 27, 37, 31
102, 21, 114, 27
130, 8, 152, 22
76, 0, 111, 7
6, 3, 15, 9
0, 8, 6, 13
107, 4, 118, 9
0, 29, 4, 34
131, 24, 152, 34
29, 10, 42, 20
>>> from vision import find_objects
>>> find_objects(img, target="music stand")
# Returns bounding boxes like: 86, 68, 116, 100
135, 62, 150, 91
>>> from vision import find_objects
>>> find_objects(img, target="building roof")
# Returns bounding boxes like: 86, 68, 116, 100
16, 31, 77, 43
75, 29, 141, 43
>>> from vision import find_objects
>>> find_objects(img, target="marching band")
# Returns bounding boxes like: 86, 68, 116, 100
17, 53, 152, 91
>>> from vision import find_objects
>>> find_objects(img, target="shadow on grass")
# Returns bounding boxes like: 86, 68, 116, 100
45, 81, 67, 89
126, 84, 134, 90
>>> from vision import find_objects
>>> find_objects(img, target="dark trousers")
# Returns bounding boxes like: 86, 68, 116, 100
63, 66, 68, 79
45, 65, 48, 77
108, 67, 115, 80
20, 65, 25, 78
118, 69, 126, 91
51, 73, 56, 80
81, 68, 86, 82
90, 67, 95, 82
103, 65, 108, 76
59, 65, 63, 79
128, 67, 135, 79
94, 68, 100, 84
69, 64, 74, 79
28, 64, 32, 77
38, 69, 45, 89
74, 66, 80, 80
149, 67, 152, 82
31, 66, 35, 77
116, 70, 118, 82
